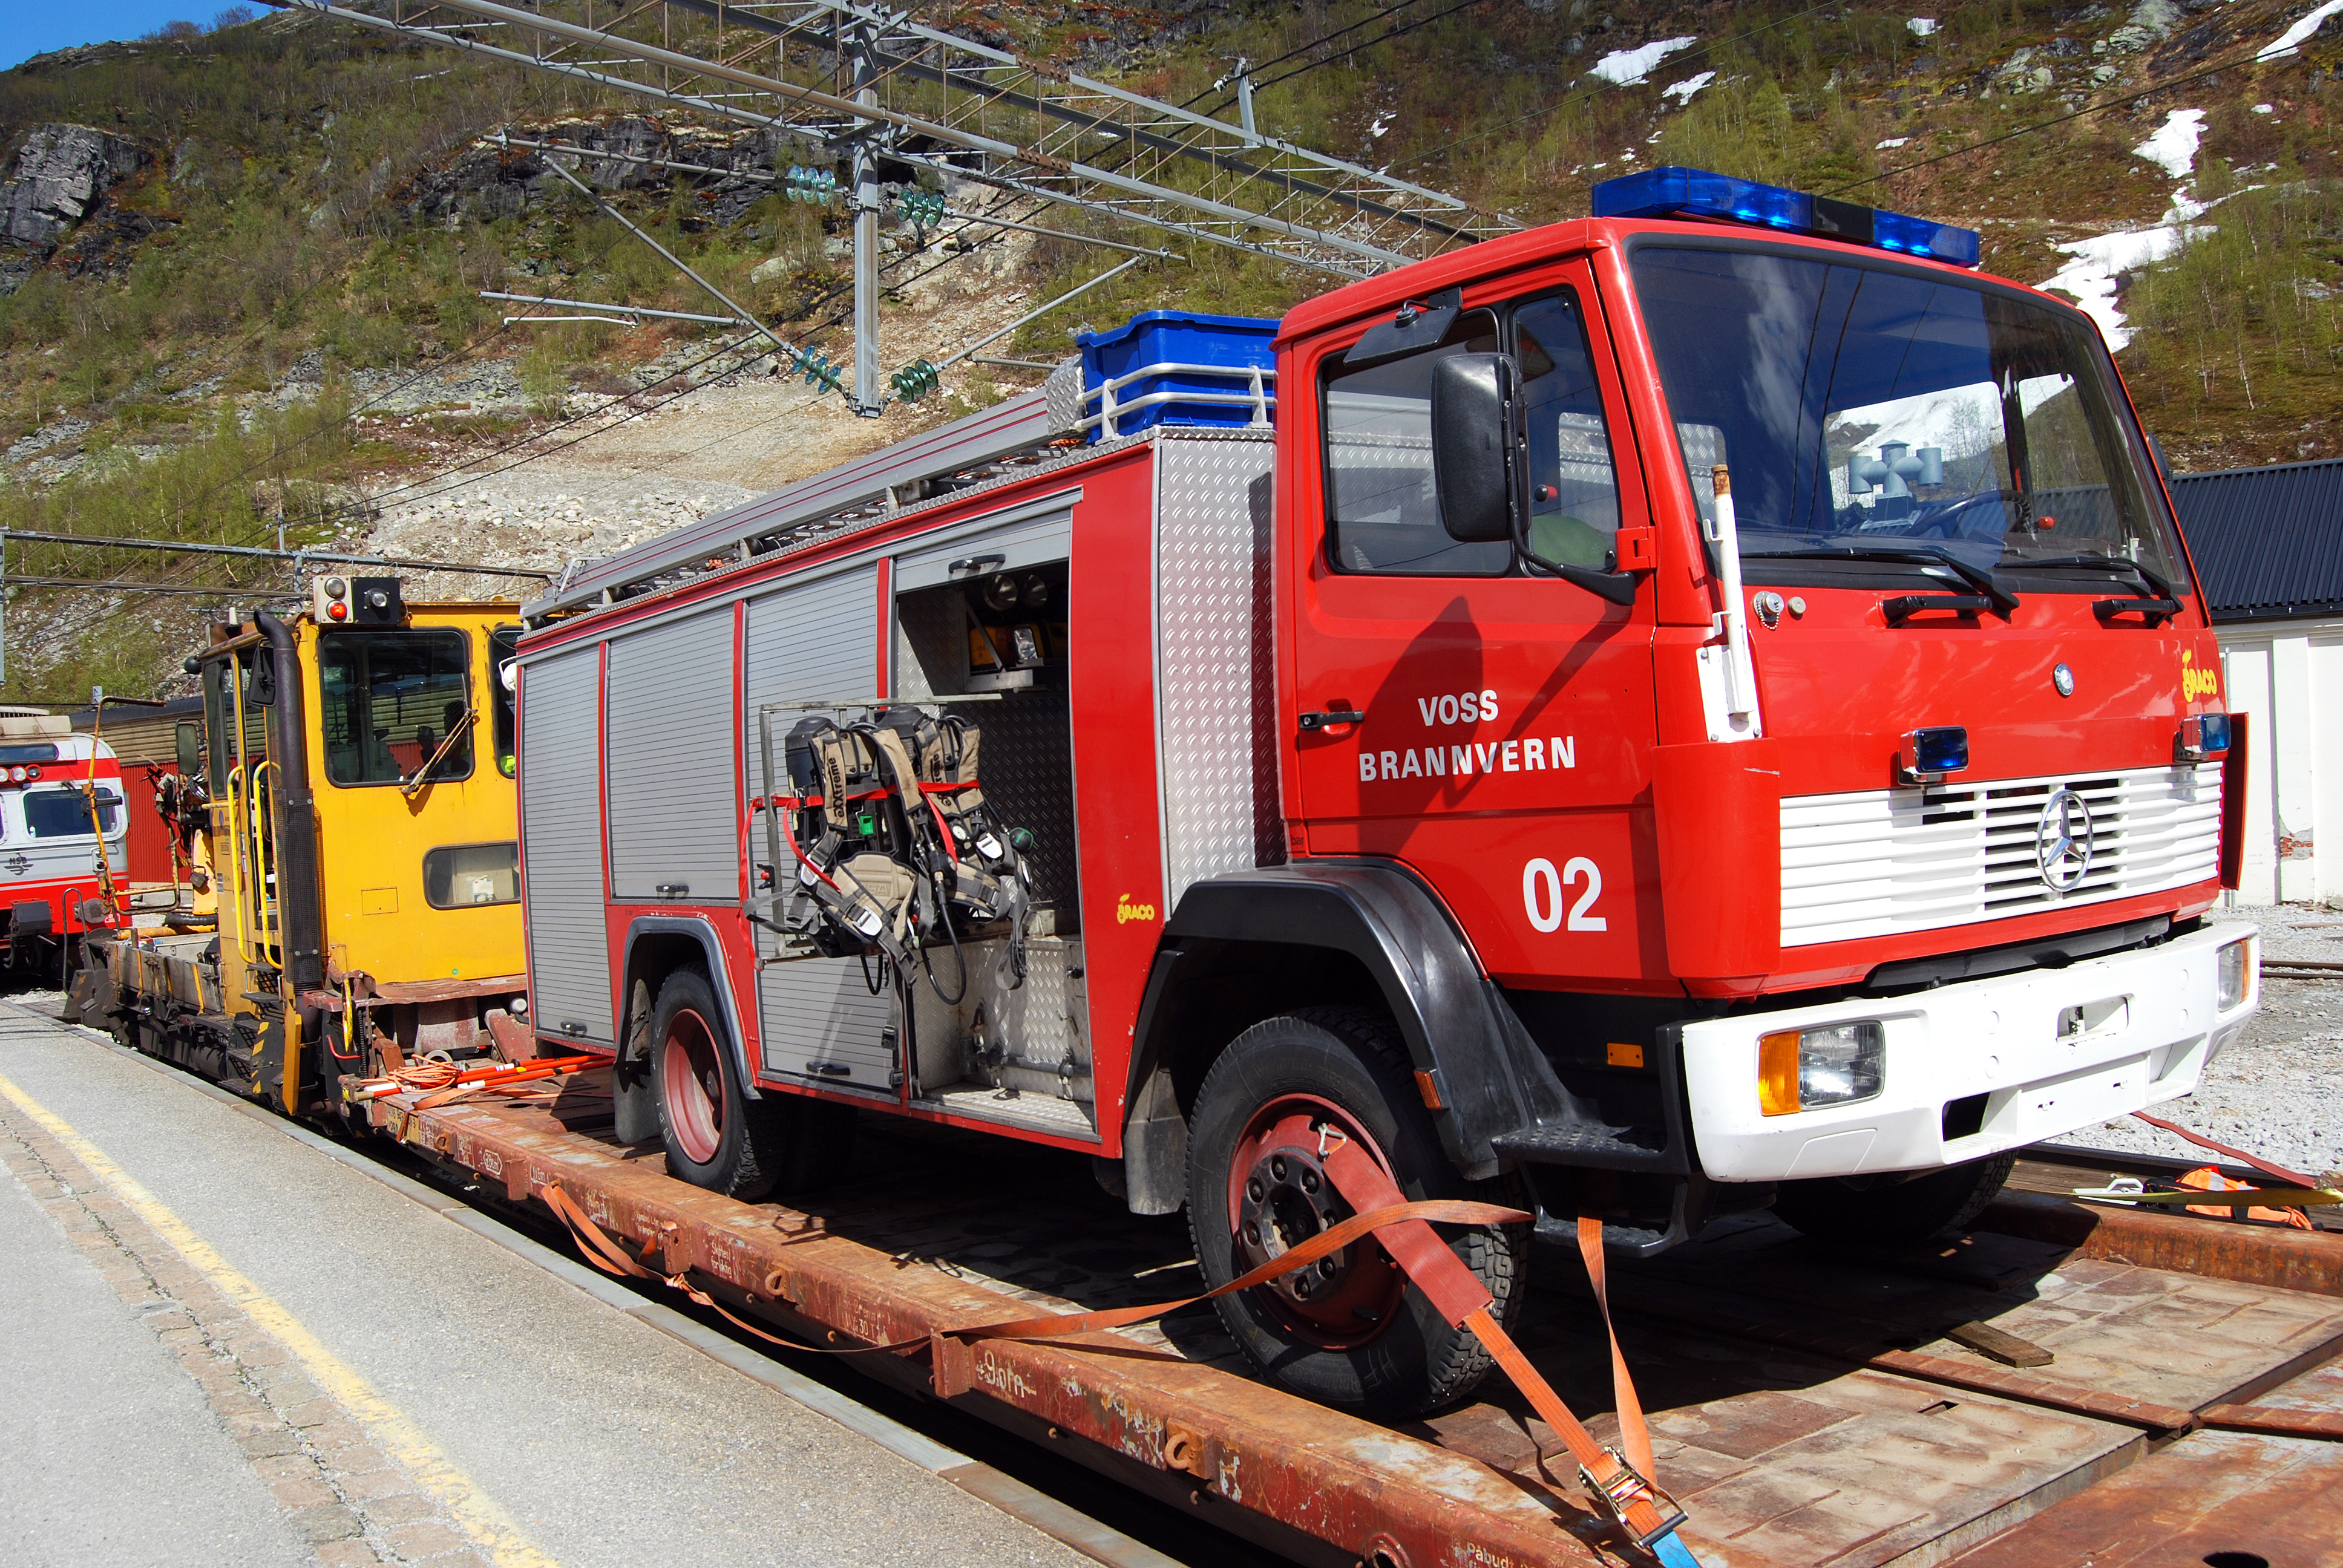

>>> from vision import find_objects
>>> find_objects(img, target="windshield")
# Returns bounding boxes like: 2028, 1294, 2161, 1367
1630, 245, 2186, 587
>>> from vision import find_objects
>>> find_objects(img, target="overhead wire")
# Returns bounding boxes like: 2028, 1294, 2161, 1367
1172, 0, 1452, 111
1245, 0, 1496, 97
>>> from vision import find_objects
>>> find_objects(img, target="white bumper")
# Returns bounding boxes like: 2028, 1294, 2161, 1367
1682, 922, 2259, 1182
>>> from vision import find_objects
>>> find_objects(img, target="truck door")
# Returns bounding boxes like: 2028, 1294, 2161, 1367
1288, 269, 1660, 984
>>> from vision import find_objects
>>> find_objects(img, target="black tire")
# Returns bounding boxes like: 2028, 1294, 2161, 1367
1770, 1151, 2017, 1246
1185, 1007, 1527, 1420
649, 969, 851, 1201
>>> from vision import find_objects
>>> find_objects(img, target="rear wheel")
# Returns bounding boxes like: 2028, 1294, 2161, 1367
1770, 1151, 2017, 1246
1185, 1007, 1525, 1420
650, 969, 853, 1200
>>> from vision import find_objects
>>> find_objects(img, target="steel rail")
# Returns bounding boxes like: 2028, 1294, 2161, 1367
0, 529, 552, 580
271, 0, 1427, 271
648, 0, 1491, 241
650, 0, 1483, 213
271, 2, 1389, 276
482, 290, 742, 325
929, 252, 1151, 374
0, 576, 304, 597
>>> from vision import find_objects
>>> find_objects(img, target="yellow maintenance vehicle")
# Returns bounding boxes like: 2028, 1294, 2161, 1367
75, 578, 529, 1120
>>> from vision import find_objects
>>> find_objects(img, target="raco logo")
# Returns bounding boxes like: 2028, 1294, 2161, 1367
1116, 893, 1158, 925
2180, 647, 2221, 702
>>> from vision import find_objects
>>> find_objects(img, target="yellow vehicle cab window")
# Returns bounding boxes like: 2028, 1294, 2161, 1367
319, 630, 474, 788
490, 627, 520, 779
423, 841, 520, 908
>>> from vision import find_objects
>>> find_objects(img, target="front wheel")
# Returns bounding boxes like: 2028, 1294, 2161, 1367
1769, 1151, 2017, 1246
650, 969, 853, 1201
1185, 1007, 1526, 1420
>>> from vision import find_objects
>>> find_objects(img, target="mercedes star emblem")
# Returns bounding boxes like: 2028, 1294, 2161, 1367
2035, 787, 2096, 892
2052, 662, 2076, 697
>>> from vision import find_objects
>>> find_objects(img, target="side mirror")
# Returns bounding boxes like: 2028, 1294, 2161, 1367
1432, 351, 1642, 606
1429, 352, 1521, 544
175, 720, 202, 774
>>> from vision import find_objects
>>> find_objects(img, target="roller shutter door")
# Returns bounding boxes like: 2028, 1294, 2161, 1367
607, 609, 739, 904
519, 646, 614, 1043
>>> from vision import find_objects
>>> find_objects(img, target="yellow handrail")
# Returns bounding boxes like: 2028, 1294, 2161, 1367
249, 758, 280, 967
223, 763, 257, 967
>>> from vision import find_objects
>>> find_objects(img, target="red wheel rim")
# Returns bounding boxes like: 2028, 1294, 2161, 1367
660, 1007, 725, 1165
1225, 1092, 1407, 1349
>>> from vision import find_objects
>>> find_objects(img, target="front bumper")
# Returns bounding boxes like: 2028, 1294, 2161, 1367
1681, 922, 2259, 1182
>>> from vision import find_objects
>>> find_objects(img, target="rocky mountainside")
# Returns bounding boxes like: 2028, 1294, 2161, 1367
0, 0, 2336, 699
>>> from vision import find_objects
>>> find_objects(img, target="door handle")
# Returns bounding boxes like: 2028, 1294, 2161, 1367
1297, 708, 1366, 732
948, 554, 1006, 578
654, 882, 689, 897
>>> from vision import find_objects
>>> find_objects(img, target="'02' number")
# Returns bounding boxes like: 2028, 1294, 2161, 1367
1522, 857, 1605, 933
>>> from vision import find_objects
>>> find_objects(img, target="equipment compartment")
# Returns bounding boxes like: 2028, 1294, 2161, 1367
744, 551, 1090, 1136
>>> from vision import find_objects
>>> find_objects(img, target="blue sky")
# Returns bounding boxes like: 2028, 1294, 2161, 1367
1, 3, 242, 72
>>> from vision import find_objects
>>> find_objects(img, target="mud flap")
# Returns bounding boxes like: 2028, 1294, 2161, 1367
614, 978, 660, 1146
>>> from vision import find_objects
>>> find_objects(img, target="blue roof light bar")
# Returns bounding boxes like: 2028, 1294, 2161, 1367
1592, 166, 1982, 269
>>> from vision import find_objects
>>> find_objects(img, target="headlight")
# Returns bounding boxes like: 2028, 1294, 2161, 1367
2217, 938, 2252, 1011
1759, 1021, 1886, 1116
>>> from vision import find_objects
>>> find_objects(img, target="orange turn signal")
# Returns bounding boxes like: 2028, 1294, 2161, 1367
1758, 1030, 1803, 1117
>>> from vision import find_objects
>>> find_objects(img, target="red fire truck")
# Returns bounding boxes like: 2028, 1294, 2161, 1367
512, 168, 2259, 1419
0, 713, 131, 972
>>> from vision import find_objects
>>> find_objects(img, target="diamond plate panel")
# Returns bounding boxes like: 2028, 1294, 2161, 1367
979, 687, 1081, 922
1155, 431, 1282, 906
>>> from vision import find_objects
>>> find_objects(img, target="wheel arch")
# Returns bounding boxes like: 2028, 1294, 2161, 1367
618, 916, 760, 1100
1118, 862, 1582, 1213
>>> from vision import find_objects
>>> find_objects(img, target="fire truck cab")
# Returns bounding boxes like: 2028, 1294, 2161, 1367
513, 169, 2259, 1417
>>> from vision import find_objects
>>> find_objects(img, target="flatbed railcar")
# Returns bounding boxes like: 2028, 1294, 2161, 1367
362, 1062, 2343, 1568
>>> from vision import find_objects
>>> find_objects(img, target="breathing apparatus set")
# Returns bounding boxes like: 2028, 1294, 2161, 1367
755, 704, 1035, 1026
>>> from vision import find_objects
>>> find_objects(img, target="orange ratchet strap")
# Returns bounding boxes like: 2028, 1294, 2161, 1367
543, 1178, 1702, 1563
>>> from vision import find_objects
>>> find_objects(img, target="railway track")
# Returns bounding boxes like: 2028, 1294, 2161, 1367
2262, 956, 2343, 982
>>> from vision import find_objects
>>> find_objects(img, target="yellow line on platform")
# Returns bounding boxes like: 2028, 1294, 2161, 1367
0, 1068, 560, 1568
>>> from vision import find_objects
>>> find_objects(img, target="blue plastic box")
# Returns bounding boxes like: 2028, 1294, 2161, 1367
1075, 310, 1279, 437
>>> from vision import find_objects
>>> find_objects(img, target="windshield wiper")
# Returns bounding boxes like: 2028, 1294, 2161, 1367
2022, 553, 2183, 626
1761, 548, 2020, 615
2020, 553, 2178, 601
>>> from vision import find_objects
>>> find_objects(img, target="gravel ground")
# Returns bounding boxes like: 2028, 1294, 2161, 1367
2043, 901, 2343, 1183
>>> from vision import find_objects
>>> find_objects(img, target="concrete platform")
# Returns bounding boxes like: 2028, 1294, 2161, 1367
0, 1002, 1099, 1568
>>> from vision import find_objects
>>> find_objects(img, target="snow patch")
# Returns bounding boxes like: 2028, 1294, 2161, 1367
2259, 0, 2343, 59
1908, 17, 1939, 36
1661, 70, 1716, 105
1876, 136, 1910, 149
2132, 108, 2204, 180
2038, 225, 2195, 350
1590, 36, 1697, 87
2252, 102, 2275, 113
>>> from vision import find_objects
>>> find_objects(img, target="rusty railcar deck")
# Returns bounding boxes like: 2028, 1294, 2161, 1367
372, 1077, 2343, 1568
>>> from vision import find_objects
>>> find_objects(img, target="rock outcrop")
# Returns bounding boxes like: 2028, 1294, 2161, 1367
0, 123, 151, 293
401, 117, 807, 231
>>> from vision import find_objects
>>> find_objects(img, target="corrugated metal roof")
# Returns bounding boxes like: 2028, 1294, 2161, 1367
2169, 455, 2343, 624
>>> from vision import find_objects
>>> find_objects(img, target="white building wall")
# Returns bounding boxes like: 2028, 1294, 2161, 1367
2217, 616, 2343, 906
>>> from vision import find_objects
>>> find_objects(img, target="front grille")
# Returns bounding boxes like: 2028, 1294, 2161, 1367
1780, 762, 2222, 947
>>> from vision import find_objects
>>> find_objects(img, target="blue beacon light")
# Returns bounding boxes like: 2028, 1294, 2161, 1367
1592, 166, 1983, 268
